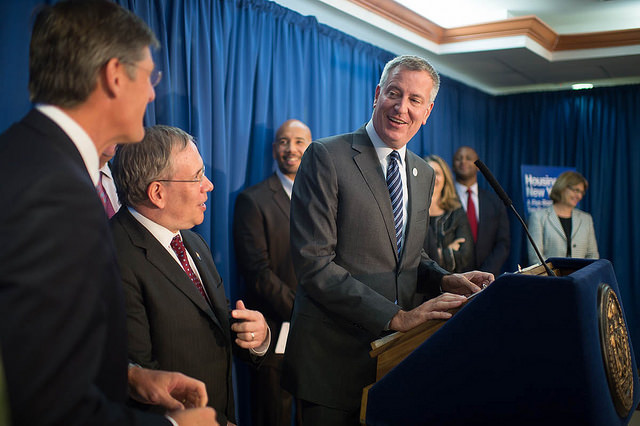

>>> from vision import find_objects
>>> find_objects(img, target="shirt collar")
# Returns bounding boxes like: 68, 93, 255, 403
275, 167, 294, 199
456, 181, 478, 195
128, 206, 180, 248
36, 104, 100, 185
365, 119, 407, 166
100, 163, 113, 180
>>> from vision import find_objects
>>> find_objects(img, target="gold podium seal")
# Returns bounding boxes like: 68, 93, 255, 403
598, 283, 634, 417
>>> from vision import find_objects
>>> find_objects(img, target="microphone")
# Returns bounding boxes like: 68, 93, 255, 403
474, 160, 556, 277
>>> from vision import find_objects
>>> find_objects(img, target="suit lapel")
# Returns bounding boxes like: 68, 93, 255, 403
547, 208, 567, 241
182, 232, 229, 336
268, 173, 290, 220
351, 128, 399, 260
402, 152, 426, 265
119, 209, 225, 331
571, 211, 584, 239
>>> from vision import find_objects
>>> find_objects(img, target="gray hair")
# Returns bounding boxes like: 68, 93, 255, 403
378, 55, 440, 103
113, 125, 194, 207
29, 0, 158, 108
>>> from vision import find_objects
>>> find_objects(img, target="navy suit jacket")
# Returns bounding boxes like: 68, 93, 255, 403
475, 188, 510, 275
0, 110, 168, 425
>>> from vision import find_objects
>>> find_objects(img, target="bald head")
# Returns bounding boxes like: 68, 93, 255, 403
273, 119, 312, 180
452, 146, 479, 186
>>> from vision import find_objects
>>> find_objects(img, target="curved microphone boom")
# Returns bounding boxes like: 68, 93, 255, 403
474, 159, 555, 277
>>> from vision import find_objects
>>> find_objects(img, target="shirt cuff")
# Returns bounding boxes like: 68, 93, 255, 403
165, 415, 179, 426
250, 325, 271, 356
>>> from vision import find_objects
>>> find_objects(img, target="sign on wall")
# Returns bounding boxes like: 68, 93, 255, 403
521, 165, 575, 219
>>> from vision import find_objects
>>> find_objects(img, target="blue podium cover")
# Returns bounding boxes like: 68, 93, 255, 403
366, 259, 639, 425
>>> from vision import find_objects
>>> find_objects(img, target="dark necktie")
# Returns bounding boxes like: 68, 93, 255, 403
387, 151, 403, 255
467, 188, 478, 242
97, 173, 116, 219
170, 234, 210, 304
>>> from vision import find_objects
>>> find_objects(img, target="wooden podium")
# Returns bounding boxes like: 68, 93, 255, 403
360, 259, 639, 425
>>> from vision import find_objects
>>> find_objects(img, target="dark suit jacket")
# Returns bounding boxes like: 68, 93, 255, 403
281, 127, 448, 411
0, 110, 168, 425
111, 207, 236, 425
475, 188, 510, 275
423, 207, 474, 273
233, 173, 296, 364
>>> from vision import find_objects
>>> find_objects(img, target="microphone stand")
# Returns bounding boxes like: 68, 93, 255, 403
473, 160, 556, 277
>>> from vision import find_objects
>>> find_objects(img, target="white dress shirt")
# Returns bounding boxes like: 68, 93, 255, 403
275, 167, 294, 199
36, 104, 99, 185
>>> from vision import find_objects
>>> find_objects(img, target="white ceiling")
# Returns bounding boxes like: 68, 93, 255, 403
275, 0, 640, 94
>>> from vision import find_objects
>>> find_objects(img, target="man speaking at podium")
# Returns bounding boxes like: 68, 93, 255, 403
282, 55, 494, 425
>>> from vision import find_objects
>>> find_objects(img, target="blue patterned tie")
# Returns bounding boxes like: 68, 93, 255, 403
386, 151, 403, 255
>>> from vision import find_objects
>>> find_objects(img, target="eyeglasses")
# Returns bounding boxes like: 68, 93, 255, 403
122, 61, 162, 87
567, 186, 585, 196
156, 168, 206, 185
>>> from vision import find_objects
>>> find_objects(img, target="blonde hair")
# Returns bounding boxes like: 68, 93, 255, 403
425, 154, 461, 211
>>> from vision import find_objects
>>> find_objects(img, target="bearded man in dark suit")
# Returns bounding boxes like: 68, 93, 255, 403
234, 119, 311, 426
281, 55, 495, 425
0, 1, 216, 425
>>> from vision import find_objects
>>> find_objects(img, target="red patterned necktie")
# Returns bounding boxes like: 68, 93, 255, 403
170, 234, 210, 304
467, 188, 478, 242
97, 173, 116, 218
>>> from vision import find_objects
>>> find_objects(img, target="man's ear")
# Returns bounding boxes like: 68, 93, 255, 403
147, 182, 165, 209
422, 102, 434, 125
102, 57, 126, 98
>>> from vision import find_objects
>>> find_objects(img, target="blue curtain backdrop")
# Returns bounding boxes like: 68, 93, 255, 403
1, 0, 639, 422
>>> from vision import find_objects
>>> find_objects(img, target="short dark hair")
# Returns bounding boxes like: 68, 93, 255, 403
113, 125, 194, 207
378, 55, 440, 103
29, 0, 158, 108
549, 171, 589, 203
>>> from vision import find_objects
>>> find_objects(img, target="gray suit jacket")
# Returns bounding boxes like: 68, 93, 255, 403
281, 126, 447, 410
527, 206, 599, 264
111, 208, 235, 425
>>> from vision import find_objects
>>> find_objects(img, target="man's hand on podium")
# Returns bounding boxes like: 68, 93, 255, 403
442, 271, 494, 296
389, 293, 467, 332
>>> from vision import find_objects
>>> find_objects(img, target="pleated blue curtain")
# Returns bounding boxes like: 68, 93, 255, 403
487, 87, 640, 357
116, 0, 393, 303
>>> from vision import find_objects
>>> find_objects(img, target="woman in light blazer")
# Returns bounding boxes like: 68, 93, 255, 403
528, 171, 599, 264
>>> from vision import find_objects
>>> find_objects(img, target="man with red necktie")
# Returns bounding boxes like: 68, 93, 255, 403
111, 124, 270, 426
453, 146, 511, 276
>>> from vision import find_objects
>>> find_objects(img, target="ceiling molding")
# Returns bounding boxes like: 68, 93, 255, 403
349, 0, 640, 52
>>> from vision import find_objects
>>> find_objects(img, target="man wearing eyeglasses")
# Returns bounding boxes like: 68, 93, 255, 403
111, 125, 270, 426
0, 1, 216, 425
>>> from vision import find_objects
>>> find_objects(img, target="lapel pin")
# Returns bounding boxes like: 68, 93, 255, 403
195, 252, 201, 261
413, 168, 418, 176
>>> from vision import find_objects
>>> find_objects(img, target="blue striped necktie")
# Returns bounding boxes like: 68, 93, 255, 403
386, 150, 403, 255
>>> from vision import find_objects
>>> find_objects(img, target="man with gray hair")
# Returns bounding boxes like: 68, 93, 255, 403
281, 55, 494, 424
0, 1, 215, 424
111, 125, 270, 426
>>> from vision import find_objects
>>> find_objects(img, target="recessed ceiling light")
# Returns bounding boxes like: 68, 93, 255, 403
571, 83, 594, 90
